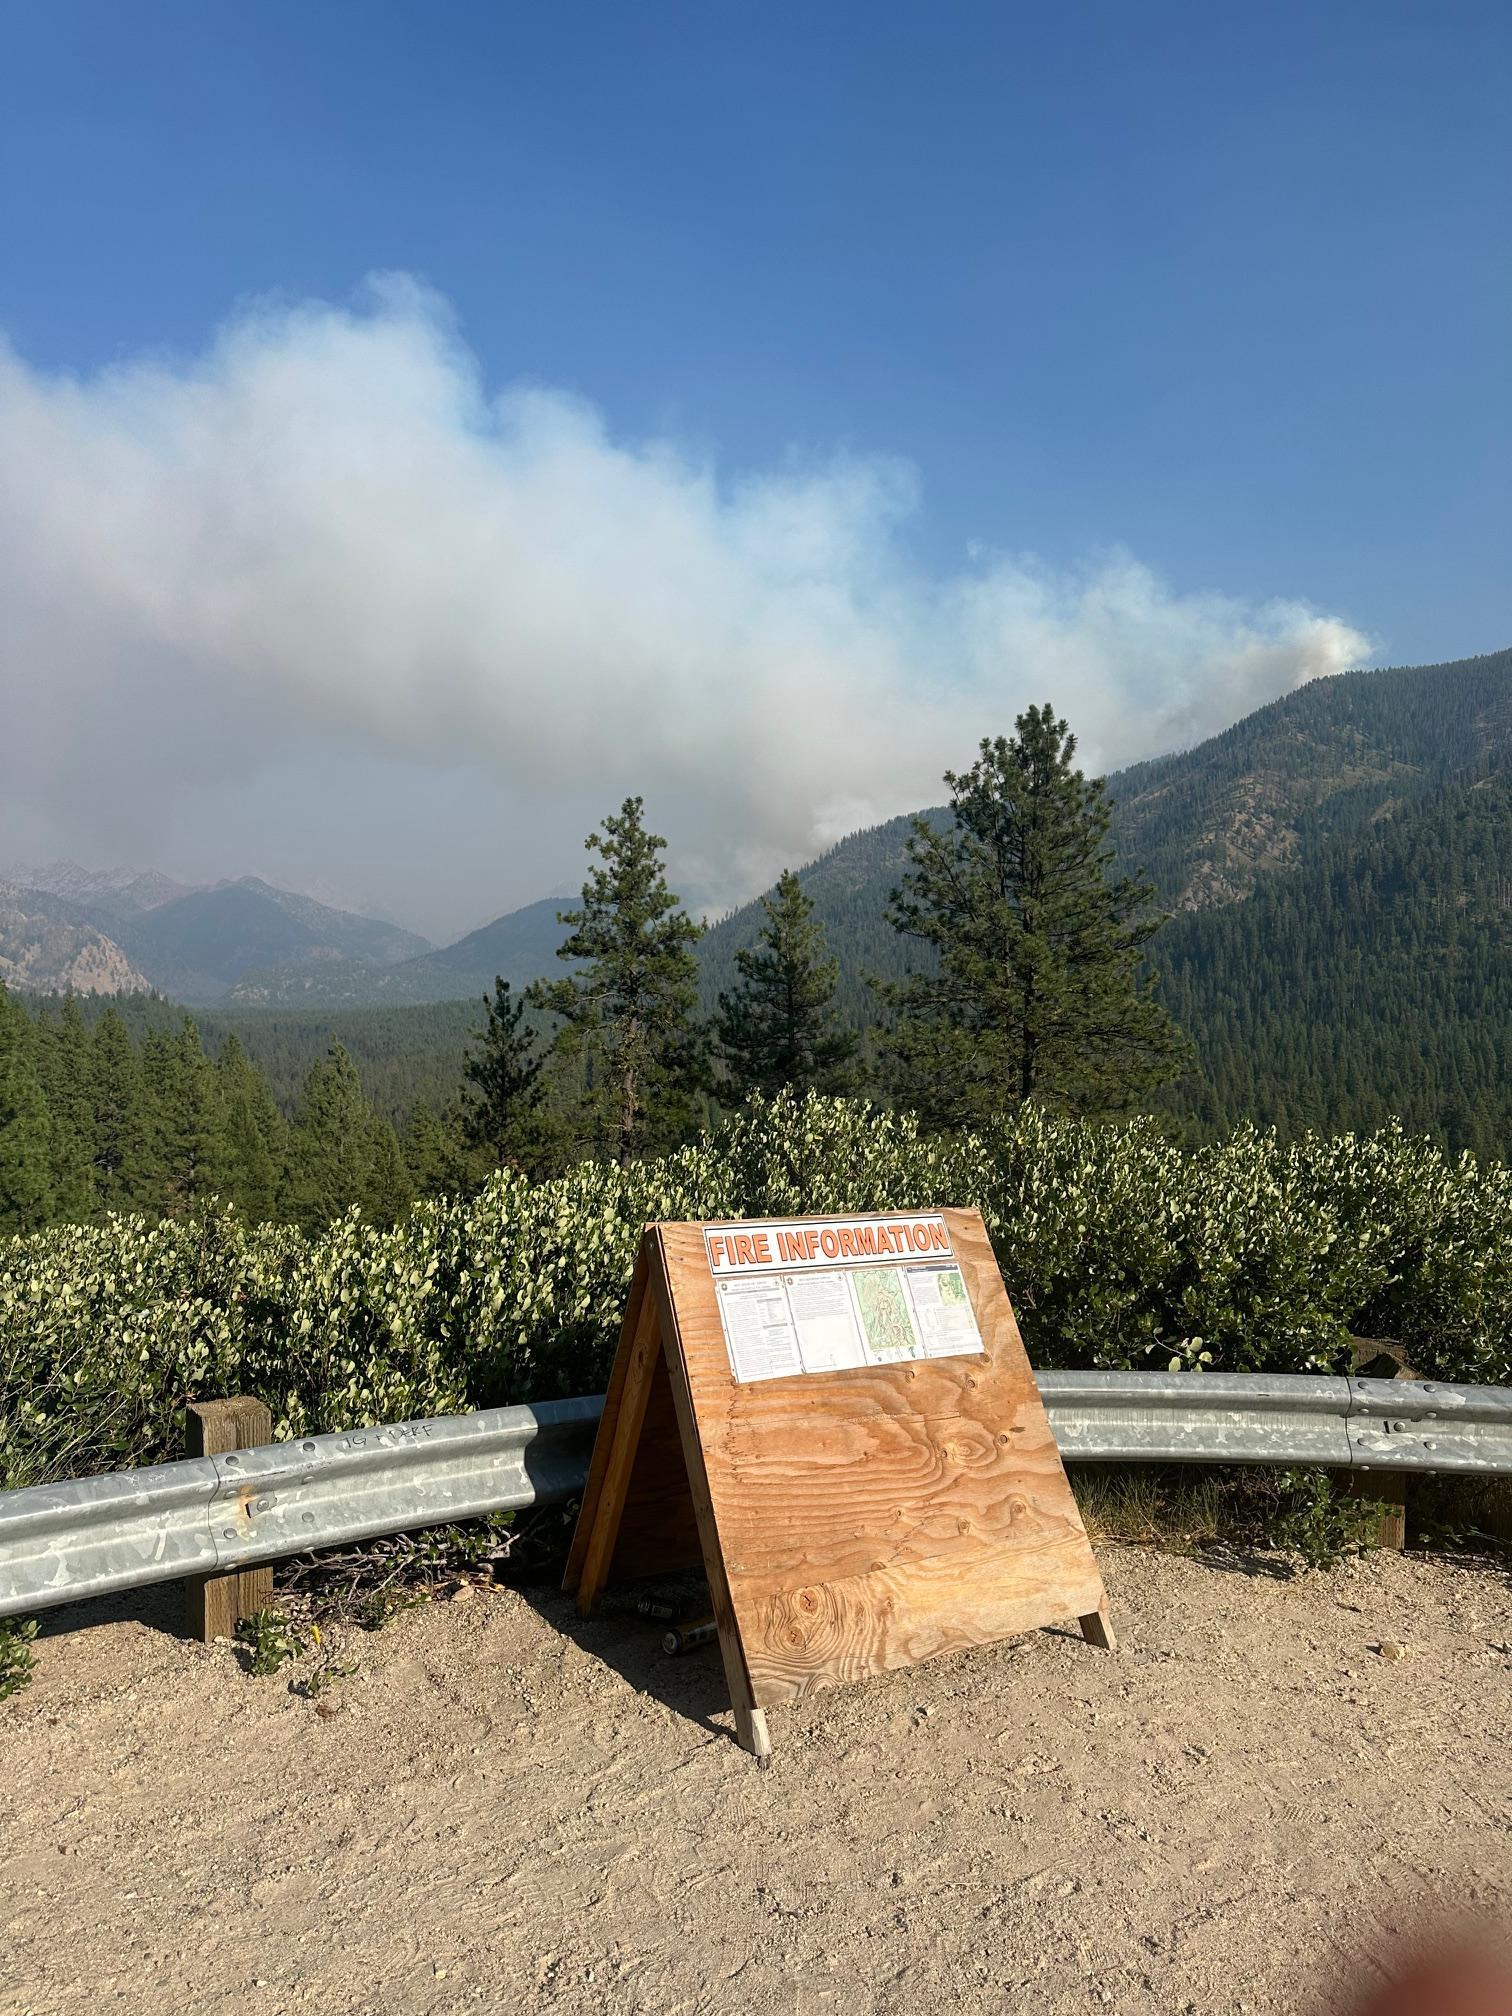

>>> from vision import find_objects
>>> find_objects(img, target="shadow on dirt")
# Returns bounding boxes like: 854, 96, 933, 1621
511, 1568, 739, 1750
1192, 1543, 1301, 1581
29, 1577, 189, 1645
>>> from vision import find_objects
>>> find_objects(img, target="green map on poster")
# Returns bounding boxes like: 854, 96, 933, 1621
853, 1268, 915, 1360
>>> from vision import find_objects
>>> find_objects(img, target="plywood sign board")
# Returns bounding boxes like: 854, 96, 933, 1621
564, 1209, 1113, 1764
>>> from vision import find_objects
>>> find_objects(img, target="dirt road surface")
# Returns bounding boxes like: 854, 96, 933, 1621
2, 1545, 1509, 2016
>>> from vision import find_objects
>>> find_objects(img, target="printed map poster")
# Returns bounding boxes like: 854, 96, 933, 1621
704, 1213, 985, 1384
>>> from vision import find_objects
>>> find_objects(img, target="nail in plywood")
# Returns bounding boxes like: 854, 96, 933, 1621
565, 1209, 1112, 1760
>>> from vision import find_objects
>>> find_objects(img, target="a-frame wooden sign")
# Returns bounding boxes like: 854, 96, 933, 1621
563, 1208, 1113, 1764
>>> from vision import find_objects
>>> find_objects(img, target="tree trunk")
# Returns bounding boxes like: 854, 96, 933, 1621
619, 1022, 639, 1170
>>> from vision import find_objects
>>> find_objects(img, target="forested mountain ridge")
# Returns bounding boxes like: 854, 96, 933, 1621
9, 649, 1505, 1013
698, 649, 1512, 1004
1156, 761, 1510, 1155
691, 651, 1512, 1151
116, 878, 431, 1000
414, 894, 572, 983
7, 648, 1510, 1156
227, 895, 576, 1007
1110, 648, 1512, 907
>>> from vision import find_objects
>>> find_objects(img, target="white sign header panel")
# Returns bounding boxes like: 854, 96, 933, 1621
704, 1215, 986, 1384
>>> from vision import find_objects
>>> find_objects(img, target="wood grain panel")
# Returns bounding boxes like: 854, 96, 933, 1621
656, 1209, 1106, 1705
567, 1208, 1110, 1748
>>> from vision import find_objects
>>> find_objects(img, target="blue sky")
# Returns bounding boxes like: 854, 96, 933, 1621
1, 1, 1508, 932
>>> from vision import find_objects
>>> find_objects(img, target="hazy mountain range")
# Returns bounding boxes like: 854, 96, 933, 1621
5, 646, 1509, 1041
0, 868, 434, 1003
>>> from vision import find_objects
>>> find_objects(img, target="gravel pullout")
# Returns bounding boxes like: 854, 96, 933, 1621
2, 1545, 1509, 2015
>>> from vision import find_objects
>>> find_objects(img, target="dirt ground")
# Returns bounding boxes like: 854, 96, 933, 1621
2, 1544, 1509, 2016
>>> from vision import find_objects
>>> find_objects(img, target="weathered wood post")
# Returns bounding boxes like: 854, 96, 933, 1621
184, 1397, 274, 1641
1338, 1471, 1410, 1551
1338, 1339, 1413, 1550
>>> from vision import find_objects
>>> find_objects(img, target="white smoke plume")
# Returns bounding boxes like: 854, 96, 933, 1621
0, 275, 1368, 927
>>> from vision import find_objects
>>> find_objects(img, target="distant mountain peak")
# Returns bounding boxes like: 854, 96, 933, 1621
4, 860, 197, 917
0, 865, 433, 1003
0, 881, 151, 994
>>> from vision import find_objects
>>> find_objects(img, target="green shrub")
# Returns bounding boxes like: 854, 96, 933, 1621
2, 1095, 1508, 1491
0, 1618, 38, 1701
235, 1609, 304, 1678
1261, 1469, 1383, 1571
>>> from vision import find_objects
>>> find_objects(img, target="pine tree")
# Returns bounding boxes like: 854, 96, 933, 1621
362, 1113, 413, 1225
140, 1020, 233, 1214
461, 979, 545, 1170
533, 797, 705, 1168
216, 1035, 284, 1221
881, 706, 1187, 1127
32, 998, 97, 1222
717, 870, 859, 1100
284, 1043, 380, 1230
90, 1007, 150, 1213
0, 982, 55, 1234
402, 1102, 480, 1199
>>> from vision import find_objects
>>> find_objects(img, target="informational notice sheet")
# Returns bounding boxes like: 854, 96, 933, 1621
705, 1215, 985, 1384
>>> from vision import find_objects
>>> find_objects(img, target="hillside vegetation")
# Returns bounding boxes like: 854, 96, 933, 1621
4, 1095, 1508, 1492
1111, 648, 1512, 905
1158, 765, 1510, 1154
7, 651, 1509, 1155
699, 651, 1512, 1152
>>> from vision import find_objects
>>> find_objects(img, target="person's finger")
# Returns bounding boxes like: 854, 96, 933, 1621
1347, 1951, 1512, 2016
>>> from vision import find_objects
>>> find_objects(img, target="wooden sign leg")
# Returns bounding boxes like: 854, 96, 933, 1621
573, 1267, 662, 1618
1079, 1600, 1117, 1650
736, 1705, 772, 1767
649, 1243, 774, 1768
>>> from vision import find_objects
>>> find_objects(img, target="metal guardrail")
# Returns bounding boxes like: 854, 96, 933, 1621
2, 1373, 1509, 1621
1044, 1371, 1512, 1472
0, 1397, 600, 1621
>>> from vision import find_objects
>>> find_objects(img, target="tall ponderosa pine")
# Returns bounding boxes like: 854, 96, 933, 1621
403, 1101, 480, 1199
284, 1043, 381, 1231
882, 706, 1187, 1127
718, 870, 858, 1100
533, 797, 705, 1168
363, 1113, 414, 1225
141, 1020, 233, 1214
32, 998, 97, 1222
0, 982, 55, 1234
216, 1034, 285, 1221
461, 979, 544, 1170
90, 1007, 150, 1212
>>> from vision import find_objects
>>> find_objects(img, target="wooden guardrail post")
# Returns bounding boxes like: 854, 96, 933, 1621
184, 1398, 274, 1641
1338, 1470, 1409, 1550
1337, 1339, 1411, 1549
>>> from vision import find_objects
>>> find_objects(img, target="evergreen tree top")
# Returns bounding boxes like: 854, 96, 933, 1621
551, 797, 704, 993
883, 705, 1187, 1124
